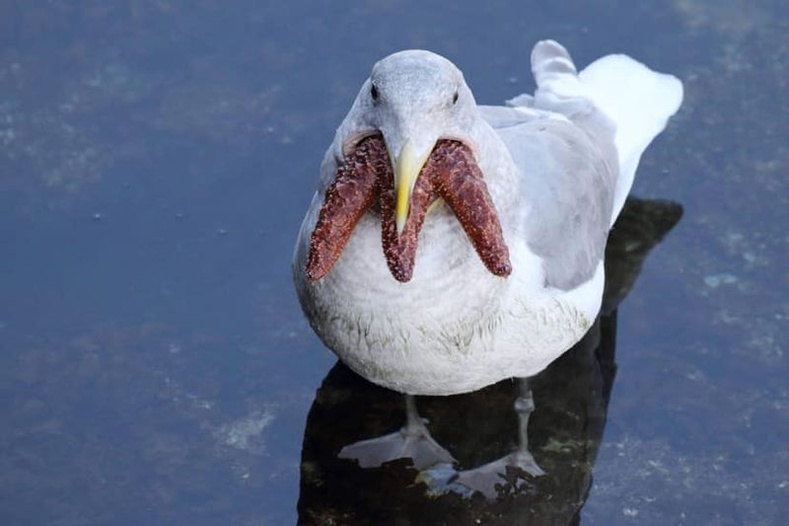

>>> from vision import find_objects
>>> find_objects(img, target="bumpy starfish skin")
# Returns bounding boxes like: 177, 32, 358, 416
307, 135, 511, 283
305, 136, 386, 282
426, 141, 512, 279
378, 147, 435, 282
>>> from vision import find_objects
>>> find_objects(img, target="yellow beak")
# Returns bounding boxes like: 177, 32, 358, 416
394, 139, 434, 235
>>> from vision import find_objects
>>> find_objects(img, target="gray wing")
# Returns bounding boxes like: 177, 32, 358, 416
478, 103, 562, 131
486, 40, 621, 291
494, 109, 619, 291
478, 104, 538, 129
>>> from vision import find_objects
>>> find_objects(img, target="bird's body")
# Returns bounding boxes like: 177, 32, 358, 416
293, 40, 683, 397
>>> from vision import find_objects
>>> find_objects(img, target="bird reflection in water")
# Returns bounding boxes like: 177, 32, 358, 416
298, 197, 682, 524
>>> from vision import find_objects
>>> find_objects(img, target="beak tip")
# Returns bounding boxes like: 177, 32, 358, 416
395, 216, 406, 236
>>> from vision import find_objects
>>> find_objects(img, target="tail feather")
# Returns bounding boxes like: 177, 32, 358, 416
530, 40, 684, 223
530, 40, 589, 116
579, 53, 683, 219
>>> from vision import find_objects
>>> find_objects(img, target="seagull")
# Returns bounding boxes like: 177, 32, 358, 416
293, 40, 683, 484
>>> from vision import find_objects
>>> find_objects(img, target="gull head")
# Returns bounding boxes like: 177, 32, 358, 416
305, 50, 511, 283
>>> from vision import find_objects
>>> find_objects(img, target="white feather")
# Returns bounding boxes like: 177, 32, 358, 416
578, 54, 684, 221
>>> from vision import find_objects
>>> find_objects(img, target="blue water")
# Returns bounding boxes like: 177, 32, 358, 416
1, 1, 786, 524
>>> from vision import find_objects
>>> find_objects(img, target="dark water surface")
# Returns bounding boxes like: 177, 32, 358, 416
1, 1, 786, 524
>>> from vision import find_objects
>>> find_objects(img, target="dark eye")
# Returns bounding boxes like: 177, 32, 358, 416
452, 91, 459, 105
371, 83, 379, 102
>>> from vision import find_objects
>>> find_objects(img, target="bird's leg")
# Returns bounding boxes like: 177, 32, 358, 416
510, 377, 545, 476
449, 377, 544, 498
338, 394, 455, 470
403, 393, 426, 435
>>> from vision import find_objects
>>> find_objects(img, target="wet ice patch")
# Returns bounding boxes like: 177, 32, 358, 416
703, 273, 738, 288
214, 410, 275, 453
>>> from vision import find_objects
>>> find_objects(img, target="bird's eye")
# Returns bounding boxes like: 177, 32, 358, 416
452, 91, 459, 105
371, 83, 379, 102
